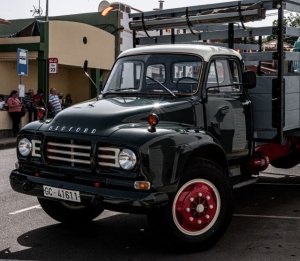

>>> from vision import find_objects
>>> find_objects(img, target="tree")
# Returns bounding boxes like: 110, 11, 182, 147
268, 13, 300, 44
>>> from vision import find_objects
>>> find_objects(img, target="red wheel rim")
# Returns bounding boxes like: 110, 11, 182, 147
172, 179, 221, 236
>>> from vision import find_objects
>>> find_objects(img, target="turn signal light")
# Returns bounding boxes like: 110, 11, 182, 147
134, 181, 151, 190
148, 113, 159, 132
37, 107, 46, 121
101, 6, 114, 16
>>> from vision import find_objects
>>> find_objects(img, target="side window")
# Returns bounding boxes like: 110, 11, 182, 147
146, 64, 165, 83
172, 62, 201, 82
120, 62, 142, 89
206, 59, 241, 93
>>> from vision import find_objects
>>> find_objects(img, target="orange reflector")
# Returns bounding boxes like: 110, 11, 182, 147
37, 107, 46, 121
134, 181, 151, 190
148, 113, 159, 127
101, 6, 114, 16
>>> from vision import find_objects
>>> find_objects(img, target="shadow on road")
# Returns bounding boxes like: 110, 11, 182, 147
0, 213, 180, 260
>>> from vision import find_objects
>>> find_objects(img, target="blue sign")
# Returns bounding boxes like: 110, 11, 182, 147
17, 48, 28, 76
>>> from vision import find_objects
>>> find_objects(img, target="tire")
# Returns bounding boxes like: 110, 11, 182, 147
38, 197, 104, 224
147, 158, 233, 252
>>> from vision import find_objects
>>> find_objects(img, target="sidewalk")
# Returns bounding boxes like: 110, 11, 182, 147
0, 137, 17, 150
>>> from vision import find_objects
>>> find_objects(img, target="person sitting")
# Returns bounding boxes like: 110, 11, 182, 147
0, 94, 5, 110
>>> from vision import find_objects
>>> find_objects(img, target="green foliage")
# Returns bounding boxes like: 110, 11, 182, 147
273, 13, 300, 27
265, 13, 300, 44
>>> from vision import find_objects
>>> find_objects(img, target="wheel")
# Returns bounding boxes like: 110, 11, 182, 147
38, 197, 104, 224
147, 158, 232, 252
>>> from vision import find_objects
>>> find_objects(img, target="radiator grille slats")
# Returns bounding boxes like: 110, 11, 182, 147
46, 138, 91, 168
98, 147, 120, 168
45, 138, 120, 170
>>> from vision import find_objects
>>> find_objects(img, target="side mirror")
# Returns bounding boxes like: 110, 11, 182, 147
242, 71, 256, 89
83, 60, 88, 73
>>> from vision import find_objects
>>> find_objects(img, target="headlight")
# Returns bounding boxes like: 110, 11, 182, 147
18, 138, 32, 157
118, 149, 137, 170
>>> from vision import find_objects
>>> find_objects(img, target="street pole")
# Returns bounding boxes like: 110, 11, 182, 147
45, 0, 49, 21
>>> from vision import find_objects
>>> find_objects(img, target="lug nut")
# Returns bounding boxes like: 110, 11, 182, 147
186, 208, 190, 212
209, 205, 214, 209
206, 195, 210, 200
205, 214, 210, 219
197, 220, 202, 224
198, 193, 202, 197
190, 197, 194, 202
189, 217, 194, 222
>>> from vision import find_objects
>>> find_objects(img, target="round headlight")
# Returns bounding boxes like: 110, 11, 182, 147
18, 138, 32, 157
118, 149, 137, 170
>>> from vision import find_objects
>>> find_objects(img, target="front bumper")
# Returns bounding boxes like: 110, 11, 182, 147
10, 170, 169, 213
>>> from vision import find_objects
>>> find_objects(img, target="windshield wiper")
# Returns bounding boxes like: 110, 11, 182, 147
146, 76, 176, 97
113, 87, 139, 92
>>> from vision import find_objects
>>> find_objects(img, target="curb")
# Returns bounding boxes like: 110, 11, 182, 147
0, 140, 16, 150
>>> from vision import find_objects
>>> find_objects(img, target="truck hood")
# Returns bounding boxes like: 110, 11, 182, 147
40, 96, 195, 136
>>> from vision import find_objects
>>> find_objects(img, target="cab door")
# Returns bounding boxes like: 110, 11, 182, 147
204, 56, 252, 159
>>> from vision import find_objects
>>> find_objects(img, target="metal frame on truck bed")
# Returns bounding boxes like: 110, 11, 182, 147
130, 0, 300, 144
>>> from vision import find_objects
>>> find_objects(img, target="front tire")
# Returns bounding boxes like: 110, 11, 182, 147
148, 158, 232, 252
38, 197, 104, 224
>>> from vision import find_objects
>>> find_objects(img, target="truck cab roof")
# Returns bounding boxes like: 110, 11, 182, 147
119, 44, 242, 62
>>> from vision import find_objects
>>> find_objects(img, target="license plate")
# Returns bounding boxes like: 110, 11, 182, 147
43, 185, 81, 203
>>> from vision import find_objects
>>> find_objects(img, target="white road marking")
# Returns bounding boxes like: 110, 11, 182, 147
234, 214, 300, 220
257, 183, 300, 186
9, 204, 41, 215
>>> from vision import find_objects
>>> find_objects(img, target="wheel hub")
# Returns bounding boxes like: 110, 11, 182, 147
174, 180, 219, 234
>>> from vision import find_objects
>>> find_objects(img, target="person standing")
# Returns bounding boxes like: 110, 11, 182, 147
7, 90, 22, 137
48, 88, 62, 116
23, 89, 36, 122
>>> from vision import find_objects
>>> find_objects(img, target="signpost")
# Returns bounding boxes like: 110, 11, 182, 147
17, 48, 28, 76
49, 58, 58, 74
17, 48, 28, 98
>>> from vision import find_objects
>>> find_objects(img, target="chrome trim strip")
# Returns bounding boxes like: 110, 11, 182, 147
47, 149, 90, 157
47, 142, 90, 150
47, 155, 90, 164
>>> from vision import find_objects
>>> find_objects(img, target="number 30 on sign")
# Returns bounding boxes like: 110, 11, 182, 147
49, 58, 58, 74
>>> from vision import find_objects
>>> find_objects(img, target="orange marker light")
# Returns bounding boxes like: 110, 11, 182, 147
134, 181, 151, 190
101, 6, 114, 16
148, 113, 159, 127
37, 107, 46, 121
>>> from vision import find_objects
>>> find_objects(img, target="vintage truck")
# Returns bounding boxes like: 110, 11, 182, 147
10, 0, 300, 252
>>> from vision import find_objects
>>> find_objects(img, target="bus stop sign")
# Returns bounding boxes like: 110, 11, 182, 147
17, 48, 28, 76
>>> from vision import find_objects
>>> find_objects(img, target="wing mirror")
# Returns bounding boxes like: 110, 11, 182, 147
242, 71, 256, 89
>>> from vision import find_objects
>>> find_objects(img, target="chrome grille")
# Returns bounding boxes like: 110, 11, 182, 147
46, 138, 91, 168
98, 147, 120, 168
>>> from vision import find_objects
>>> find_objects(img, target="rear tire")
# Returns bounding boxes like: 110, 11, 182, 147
38, 197, 104, 224
147, 158, 232, 252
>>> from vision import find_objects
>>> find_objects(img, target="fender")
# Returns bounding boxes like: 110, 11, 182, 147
135, 129, 228, 190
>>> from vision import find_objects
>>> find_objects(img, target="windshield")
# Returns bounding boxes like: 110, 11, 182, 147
103, 54, 202, 96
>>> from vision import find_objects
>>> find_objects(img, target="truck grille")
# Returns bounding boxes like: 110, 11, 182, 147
98, 147, 120, 168
46, 138, 91, 168
45, 138, 121, 170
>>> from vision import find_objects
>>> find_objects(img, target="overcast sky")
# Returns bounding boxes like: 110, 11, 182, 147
0, 0, 235, 20
0, 0, 277, 27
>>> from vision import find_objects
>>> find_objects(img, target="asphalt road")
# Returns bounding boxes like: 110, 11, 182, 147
1, 148, 300, 260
